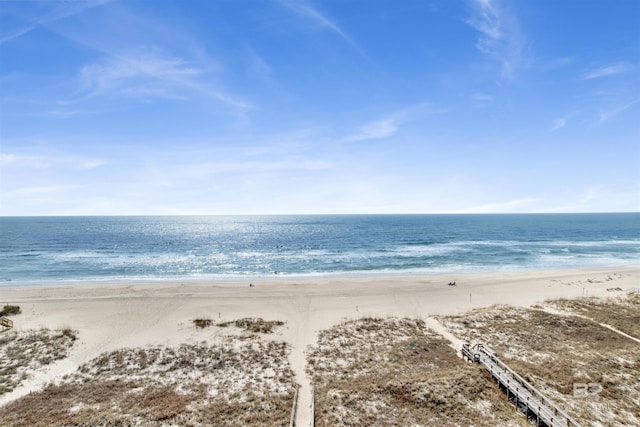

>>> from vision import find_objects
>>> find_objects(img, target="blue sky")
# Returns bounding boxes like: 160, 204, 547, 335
0, 0, 638, 215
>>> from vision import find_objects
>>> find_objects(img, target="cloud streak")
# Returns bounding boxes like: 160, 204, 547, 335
551, 117, 567, 132
342, 119, 398, 143
456, 197, 538, 214
467, 0, 526, 78
277, 0, 363, 54
0, 0, 112, 45
596, 99, 640, 125
75, 50, 250, 110
583, 63, 630, 80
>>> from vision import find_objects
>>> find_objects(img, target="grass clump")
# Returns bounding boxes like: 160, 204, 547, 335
0, 304, 21, 317
0, 328, 78, 395
193, 318, 213, 329
218, 318, 285, 334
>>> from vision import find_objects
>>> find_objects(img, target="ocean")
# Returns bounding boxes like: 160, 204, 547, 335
0, 214, 638, 284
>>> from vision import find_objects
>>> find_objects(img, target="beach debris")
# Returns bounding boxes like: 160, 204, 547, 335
607, 287, 623, 291
448, 281, 456, 286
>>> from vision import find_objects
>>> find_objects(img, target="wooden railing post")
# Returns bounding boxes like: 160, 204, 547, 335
289, 386, 299, 427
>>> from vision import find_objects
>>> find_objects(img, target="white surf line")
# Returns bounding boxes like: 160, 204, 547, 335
541, 306, 640, 345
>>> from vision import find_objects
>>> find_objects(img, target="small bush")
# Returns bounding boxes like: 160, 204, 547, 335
193, 318, 212, 329
61, 328, 78, 341
0, 305, 21, 317
218, 318, 285, 334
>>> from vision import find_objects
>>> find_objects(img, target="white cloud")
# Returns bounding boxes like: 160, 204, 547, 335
79, 51, 200, 95
5, 185, 81, 198
583, 63, 630, 80
342, 119, 398, 143
340, 104, 443, 143
596, 99, 639, 125
551, 117, 567, 131
76, 159, 107, 170
0, 153, 17, 166
471, 92, 493, 107
277, 0, 362, 54
455, 197, 538, 213
0, 0, 112, 45
466, 0, 526, 78
76, 50, 250, 110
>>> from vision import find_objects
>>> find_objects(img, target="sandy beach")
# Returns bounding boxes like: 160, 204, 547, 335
1, 265, 639, 425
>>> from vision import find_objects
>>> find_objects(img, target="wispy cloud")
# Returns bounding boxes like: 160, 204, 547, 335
76, 50, 250, 110
0, 0, 112, 45
456, 197, 538, 213
582, 62, 630, 80
0, 151, 107, 171
341, 103, 441, 143
471, 92, 493, 107
343, 119, 398, 143
0, 153, 17, 166
277, 0, 362, 54
551, 117, 567, 132
466, 0, 526, 78
79, 51, 199, 96
596, 99, 640, 125
76, 159, 107, 170
5, 185, 81, 198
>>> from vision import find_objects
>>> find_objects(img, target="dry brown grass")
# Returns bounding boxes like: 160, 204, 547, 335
0, 305, 21, 317
549, 293, 640, 339
307, 317, 529, 426
440, 304, 640, 426
0, 328, 77, 395
192, 317, 213, 329
0, 335, 296, 426
218, 317, 285, 334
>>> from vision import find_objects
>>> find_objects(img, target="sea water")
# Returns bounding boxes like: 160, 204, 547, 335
0, 214, 638, 284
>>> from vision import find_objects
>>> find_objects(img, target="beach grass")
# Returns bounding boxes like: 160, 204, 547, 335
439, 302, 640, 426
217, 318, 285, 334
0, 336, 296, 426
0, 328, 77, 395
307, 317, 529, 426
548, 293, 640, 338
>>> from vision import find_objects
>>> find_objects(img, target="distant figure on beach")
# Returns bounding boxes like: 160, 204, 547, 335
448, 281, 456, 286
249, 283, 254, 287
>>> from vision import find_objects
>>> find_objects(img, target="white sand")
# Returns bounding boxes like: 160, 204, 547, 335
1, 265, 638, 422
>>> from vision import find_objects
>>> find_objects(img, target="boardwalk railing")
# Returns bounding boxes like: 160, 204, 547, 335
1, 317, 13, 329
462, 343, 582, 427
289, 386, 299, 427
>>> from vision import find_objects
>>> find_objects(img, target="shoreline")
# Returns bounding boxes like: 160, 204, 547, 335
2, 262, 639, 288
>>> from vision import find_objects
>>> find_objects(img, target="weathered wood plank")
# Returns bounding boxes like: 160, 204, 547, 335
462, 343, 581, 427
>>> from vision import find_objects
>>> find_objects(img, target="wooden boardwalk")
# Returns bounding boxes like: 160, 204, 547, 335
462, 343, 582, 427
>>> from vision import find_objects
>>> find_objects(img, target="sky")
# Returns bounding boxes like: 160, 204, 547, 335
0, 0, 639, 215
